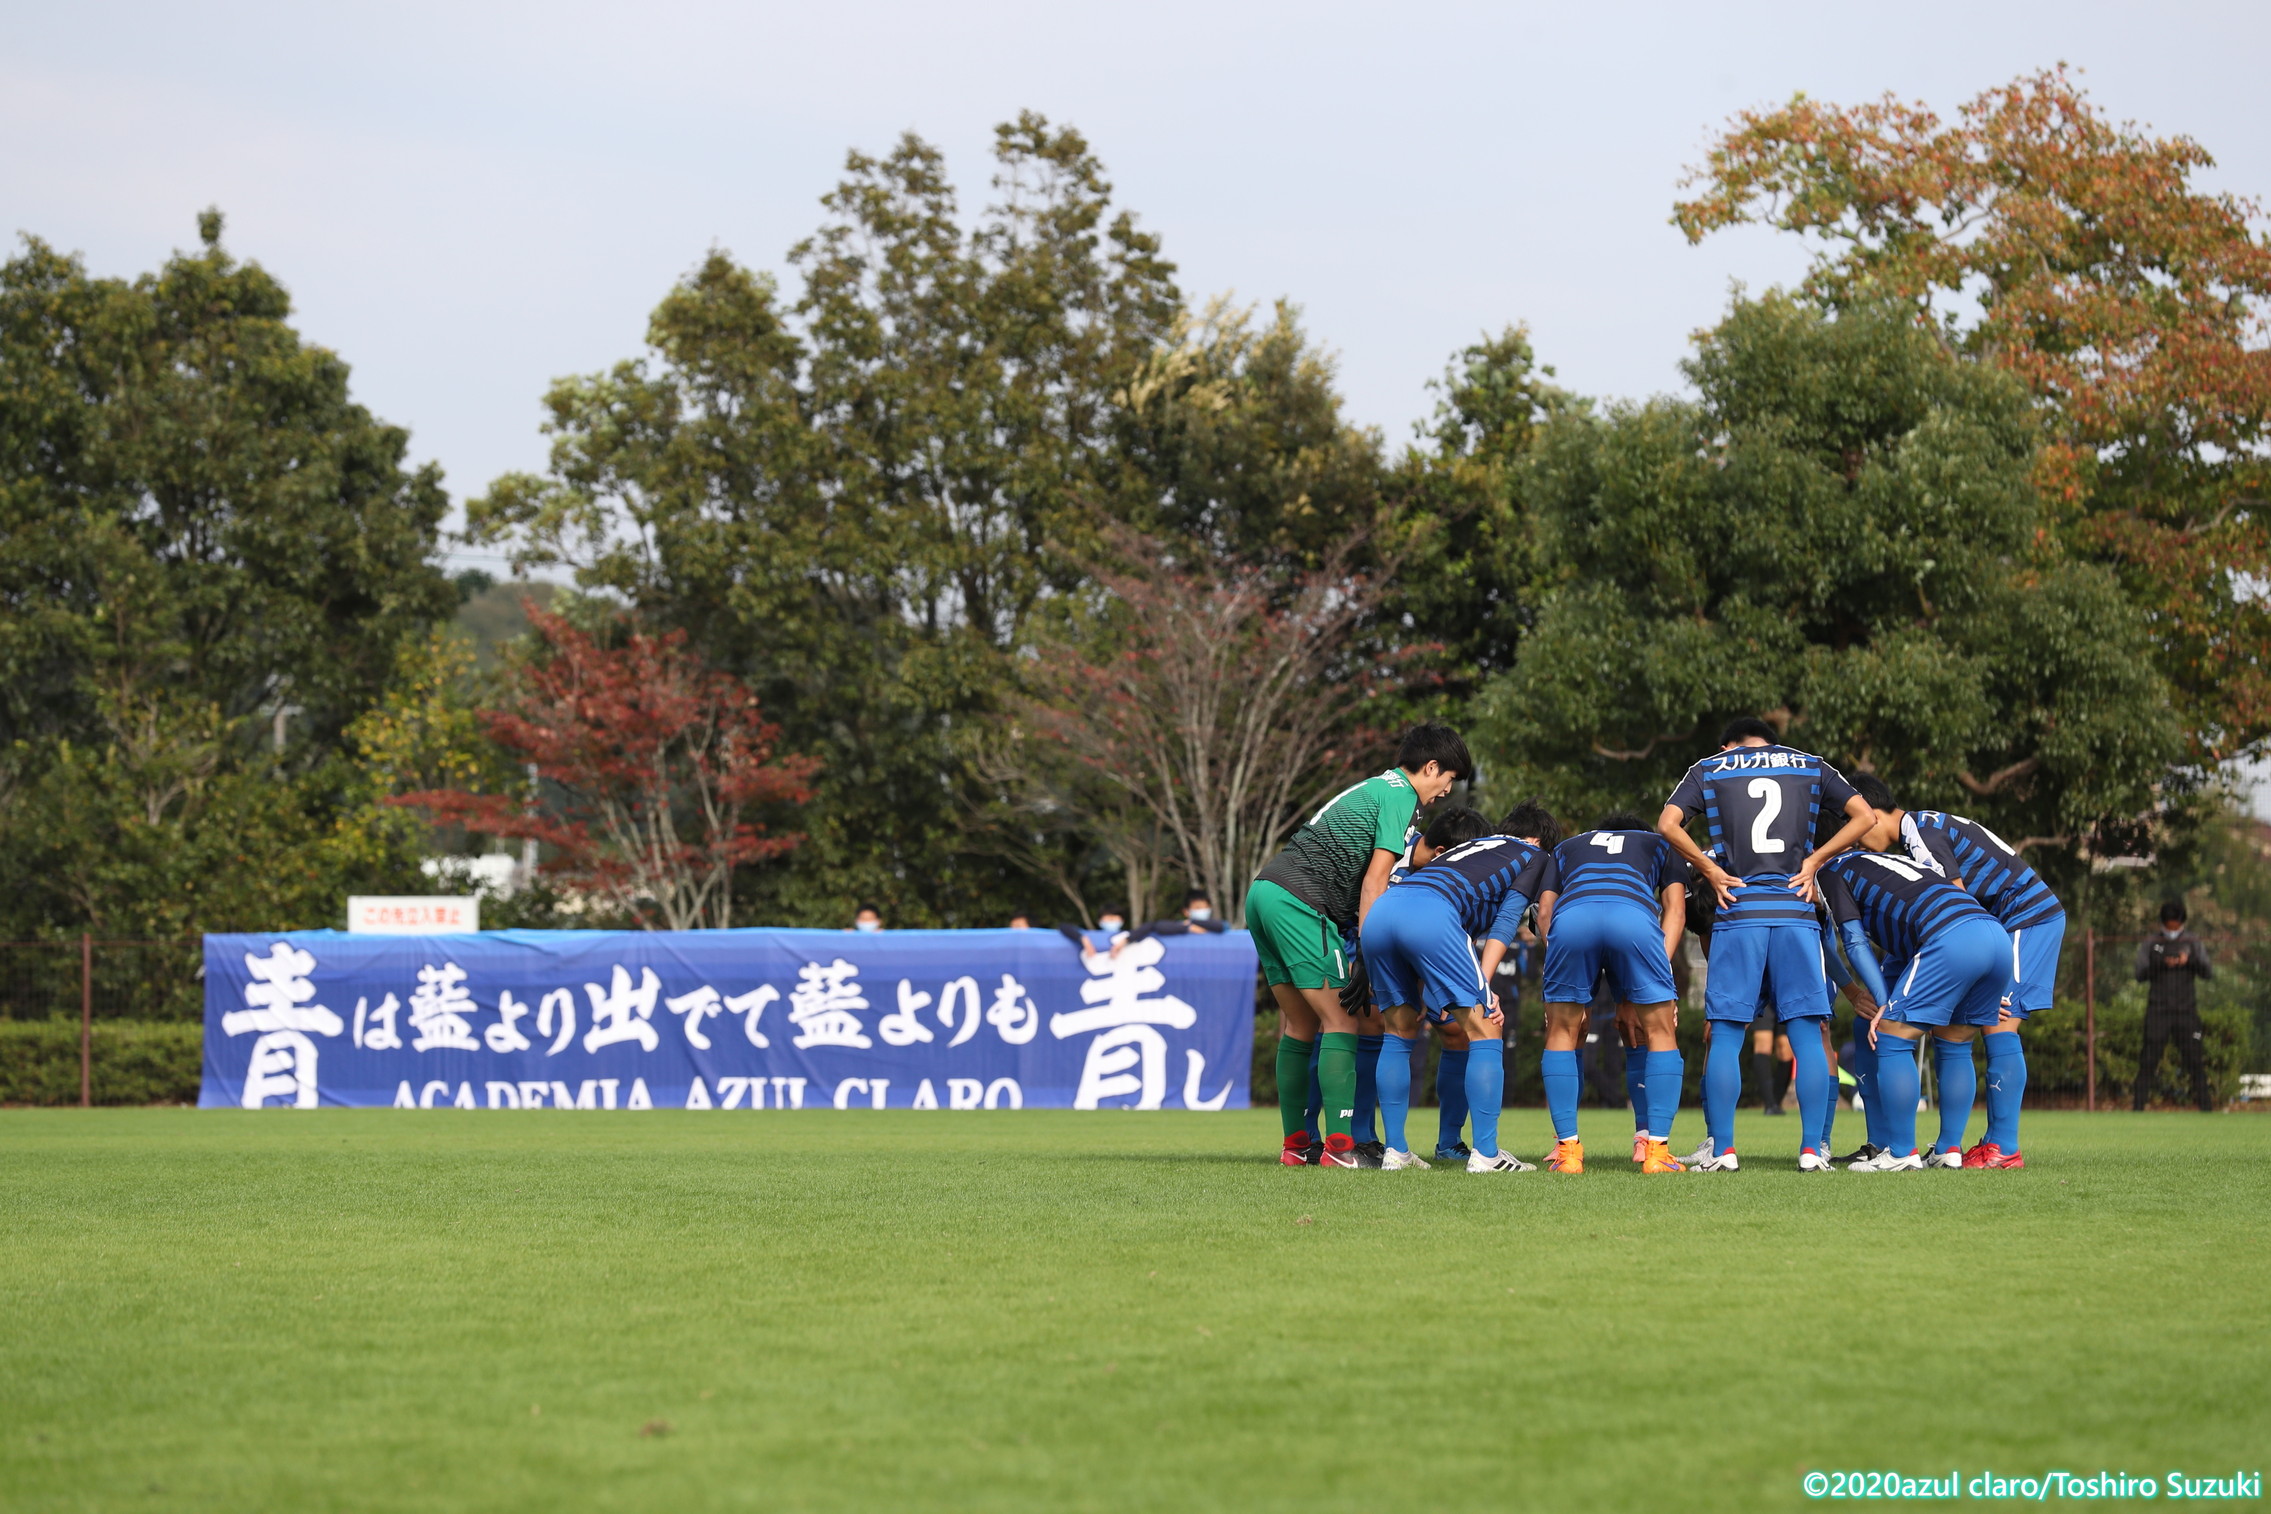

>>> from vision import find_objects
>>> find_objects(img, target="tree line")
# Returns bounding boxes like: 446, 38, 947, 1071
3, 70, 2267, 948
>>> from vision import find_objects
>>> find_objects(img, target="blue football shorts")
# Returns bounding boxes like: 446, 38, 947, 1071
1880, 916, 2016, 1028
1542, 903, 1677, 1006
1704, 921, 1830, 1024
2001, 913, 2065, 1018
1359, 886, 1489, 1023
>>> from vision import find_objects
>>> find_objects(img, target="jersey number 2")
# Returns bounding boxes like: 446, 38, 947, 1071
1747, 778, 1787, 854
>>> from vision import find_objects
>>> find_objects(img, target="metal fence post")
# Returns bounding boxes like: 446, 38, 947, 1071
2083, 927, 2097, 1112
79, 932, 93, 1109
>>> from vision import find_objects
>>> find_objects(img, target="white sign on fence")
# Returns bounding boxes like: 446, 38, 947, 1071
346, 896, 480, 934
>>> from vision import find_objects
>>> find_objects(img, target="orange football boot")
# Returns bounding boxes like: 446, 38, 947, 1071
1640, 1139, 1686, 1174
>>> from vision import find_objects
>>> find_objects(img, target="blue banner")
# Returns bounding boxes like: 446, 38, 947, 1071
200, 928, 1255, 1112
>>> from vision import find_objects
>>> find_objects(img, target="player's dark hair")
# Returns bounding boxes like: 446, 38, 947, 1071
855, 903, 881, 916
1422, 807, 1489, 852
1498, 799, 1560, 849
1851, 772, 1896, 812
1396, 722, 1474, 780
2160, 897, 2188, 925
1182, 889, 1212, 908
1718, 715, 1779, 746
1595, 809, 1648, 832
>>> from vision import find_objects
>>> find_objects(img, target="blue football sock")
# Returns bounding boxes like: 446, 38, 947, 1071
1984, 1030, 2027, 1150
1624, 1050, 1649, 1135
1875, 1036, 1920, 1158
1542, 1048, 1580, 1141
1933, 1037, 1976, 1155
1377, 1034, 1416, 1153
1466, 1040, 1506, 1158
1704, 1023, 1744, 1155
1817, 1073, 1839, 1154
1847, 1034, 1882, 1149
1645, 1049, 1683, 1145
1354, 1034, 1383, 1143
1303, 1041, 1322, 1143
1436, 1046, 1470, 1153
1790, 1021, 1831, 1153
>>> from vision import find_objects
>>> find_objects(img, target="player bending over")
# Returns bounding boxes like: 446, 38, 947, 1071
1658, 718, 1875, 1171
1533, 810, 1691, 1173
1361, 802, 1555, 1172
1817, 840, 2020, 1172
1249, 724, 1471, 1168
1859, 774, 2053, 1170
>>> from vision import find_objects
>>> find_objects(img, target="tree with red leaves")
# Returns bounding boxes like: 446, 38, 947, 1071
394, 605, 818, 929
1675, 66, 2271, 761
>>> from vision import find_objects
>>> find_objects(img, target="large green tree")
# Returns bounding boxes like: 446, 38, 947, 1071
1473, 295, 2180, 866
1376, 326, 1586, 705
471, 115, 1391, 925
0, 213, 453, 936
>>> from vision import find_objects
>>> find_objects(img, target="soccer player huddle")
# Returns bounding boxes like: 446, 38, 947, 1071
1245, 720, 2060, 1174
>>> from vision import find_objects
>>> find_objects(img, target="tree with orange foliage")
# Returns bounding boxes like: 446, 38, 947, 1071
1675, 66, 2271, 761
393, 606, 818, 930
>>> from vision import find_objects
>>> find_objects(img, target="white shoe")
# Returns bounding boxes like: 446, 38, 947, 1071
1926, 1148, 1963, 1169
1682, 1140, 1716, 1166
1851, 1150, 1925, 1172
1380, 1148, 1432, 1170
1467, 1149, 1536, 1173
1797, 1150, 1837, 1172
1689, 1150, 1741, 1172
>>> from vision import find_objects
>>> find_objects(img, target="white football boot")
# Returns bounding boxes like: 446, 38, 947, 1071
1796, 1150, 1837, 1172
1380, 1148, 1432, 1170
1850, 1149, 1925, 1172
1926, 1147, 1964, 1169
1467, 1148, 1537, 1173
1681, 1139, 1717, 1167
1689, 1149, 1741, 1172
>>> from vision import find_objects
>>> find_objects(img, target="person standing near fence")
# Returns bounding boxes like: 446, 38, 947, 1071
2134, 899, 2216, 1113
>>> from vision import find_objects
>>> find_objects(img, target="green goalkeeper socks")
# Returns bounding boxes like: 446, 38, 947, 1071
1317, 1031, 1359, 1142
1276, 1036, 1316, 1139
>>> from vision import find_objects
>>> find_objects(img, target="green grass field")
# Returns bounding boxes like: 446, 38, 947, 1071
4, 1108, 2265, 1512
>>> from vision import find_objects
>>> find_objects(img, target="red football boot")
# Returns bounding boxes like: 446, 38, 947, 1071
1961, 1142, 1993, 1168
1280, 1133, 1314, 1166
1980, 1147, 2025, 1169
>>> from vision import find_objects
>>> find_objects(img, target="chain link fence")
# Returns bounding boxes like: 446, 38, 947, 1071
0, 939, 203, 1106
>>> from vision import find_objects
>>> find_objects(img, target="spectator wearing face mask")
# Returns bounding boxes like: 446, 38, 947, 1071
849, 905, 884, 934
1124, 892, 1232, 946
1056, 910, 1130, 961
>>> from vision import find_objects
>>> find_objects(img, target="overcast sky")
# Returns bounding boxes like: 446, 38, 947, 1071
6, 0, 2267, 570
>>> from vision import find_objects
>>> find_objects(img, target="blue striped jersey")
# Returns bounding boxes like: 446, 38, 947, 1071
1900, 811, 2064, 930
1820, 851, 1997, 965
1395, 834, 1548, 946
1539, 830, 1690, 917
1665, 743, 1861, 928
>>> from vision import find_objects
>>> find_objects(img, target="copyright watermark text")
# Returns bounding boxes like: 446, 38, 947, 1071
1802, 1470, 2261, 1501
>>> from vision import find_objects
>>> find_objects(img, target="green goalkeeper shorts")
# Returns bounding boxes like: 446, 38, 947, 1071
1244, 878, 1350, 990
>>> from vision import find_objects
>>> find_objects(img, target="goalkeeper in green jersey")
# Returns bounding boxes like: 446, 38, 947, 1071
1245, 724, 1471, 1167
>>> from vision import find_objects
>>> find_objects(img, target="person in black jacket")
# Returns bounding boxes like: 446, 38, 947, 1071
2134, 898, 2216, 1112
